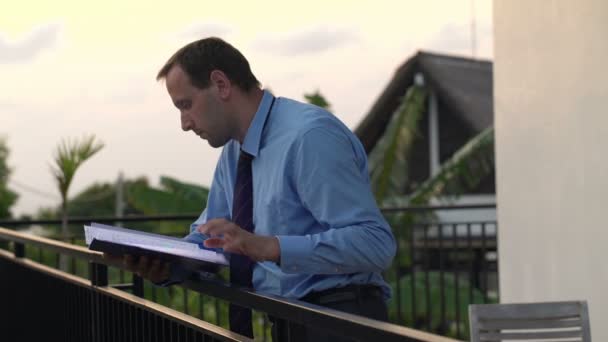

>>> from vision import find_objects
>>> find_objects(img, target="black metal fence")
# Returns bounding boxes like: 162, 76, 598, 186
0, 225, 458, 342
382, 205, 498, 339
0, 204, 496, 340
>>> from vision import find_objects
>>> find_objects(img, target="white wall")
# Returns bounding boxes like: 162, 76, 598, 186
494, 0, 608, 340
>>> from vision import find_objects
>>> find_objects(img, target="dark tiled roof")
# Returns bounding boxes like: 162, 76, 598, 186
355, 51, 493, 152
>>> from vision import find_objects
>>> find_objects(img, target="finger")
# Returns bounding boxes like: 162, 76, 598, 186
203, 238, 226, 249
198, 218, 232, 235
205, 222, 240, 237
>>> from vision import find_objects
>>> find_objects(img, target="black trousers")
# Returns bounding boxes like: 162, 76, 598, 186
270, 285, 388, 342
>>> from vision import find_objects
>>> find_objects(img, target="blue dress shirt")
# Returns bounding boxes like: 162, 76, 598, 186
184, 90, 396, 300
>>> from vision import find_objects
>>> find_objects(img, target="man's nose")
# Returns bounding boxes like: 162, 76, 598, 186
181, 113, 192, 131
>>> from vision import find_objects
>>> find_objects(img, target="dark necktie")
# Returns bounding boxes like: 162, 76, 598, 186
229, 149, 255, 338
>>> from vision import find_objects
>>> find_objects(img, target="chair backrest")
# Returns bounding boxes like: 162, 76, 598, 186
469, 300, 591, 341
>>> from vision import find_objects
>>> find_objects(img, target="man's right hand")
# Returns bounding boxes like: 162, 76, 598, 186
103, 254, 171, 284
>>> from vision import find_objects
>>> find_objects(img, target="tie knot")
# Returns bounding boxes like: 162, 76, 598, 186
240, 150, 254, 161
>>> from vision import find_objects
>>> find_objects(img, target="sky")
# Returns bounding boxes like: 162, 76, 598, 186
1, 0, 493, 217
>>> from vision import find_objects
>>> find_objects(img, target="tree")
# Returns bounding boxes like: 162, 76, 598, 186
50, 135, 104, 270
0, 137, 18, 219
40, 175, 210, 236
304, 89, 331, 110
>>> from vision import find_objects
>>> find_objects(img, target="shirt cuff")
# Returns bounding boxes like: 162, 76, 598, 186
276, 235, 314, 274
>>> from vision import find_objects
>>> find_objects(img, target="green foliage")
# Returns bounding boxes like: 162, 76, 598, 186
380, 127, 495, 268
388, 272, 490, 338
37, 175, 210, 235
303, 89, 331, 110
368, 84, 495, 207
368, 85, 427, 203
51, 135, 105, 204
67, 182, 116, 216
125, 176, 209, 234
366, 85, 496, 337
409, 127, 494, 203
0, 137, 18, 219
127, 176, 208, 215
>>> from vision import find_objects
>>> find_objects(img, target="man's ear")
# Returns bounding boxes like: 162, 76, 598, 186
209, 70, 231, 100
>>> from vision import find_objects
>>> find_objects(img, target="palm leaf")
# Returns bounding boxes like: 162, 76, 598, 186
368, 85, 427, 203
409, 126, 494, 204
50, 135, 104, 201
382, 126, 494, 272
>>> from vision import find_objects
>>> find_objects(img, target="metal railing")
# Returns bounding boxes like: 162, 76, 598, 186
0, 204, 496, 340
0, 226, 458, 342
380, 204, 498, 339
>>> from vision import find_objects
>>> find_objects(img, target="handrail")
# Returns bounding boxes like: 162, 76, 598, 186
0, 226, 104, 263
0, 204, 496, 227
181, 277, 459, 342
0, 226, 461, 342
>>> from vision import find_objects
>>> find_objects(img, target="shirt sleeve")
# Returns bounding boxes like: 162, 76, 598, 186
185, 148, 233, 244
276, 126, 396, 274
155, 154, 232, 286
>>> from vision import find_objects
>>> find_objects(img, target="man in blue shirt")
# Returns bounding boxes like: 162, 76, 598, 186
130, 37, 395, 340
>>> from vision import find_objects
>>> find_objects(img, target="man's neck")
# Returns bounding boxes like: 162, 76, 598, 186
234, 87, 264, 144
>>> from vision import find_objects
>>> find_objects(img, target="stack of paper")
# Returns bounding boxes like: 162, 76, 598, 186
84, 222, 228, 267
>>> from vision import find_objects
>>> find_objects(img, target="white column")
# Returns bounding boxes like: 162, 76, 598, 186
494, 1, 608, 340
428, 89, 440, 176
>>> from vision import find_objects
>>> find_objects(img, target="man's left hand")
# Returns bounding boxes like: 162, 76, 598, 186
198, 218, 280, 263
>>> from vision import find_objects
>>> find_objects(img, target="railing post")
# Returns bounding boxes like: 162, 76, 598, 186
90, 262, 108, 287
133, 274, 144, 297
14, 242, 25, 258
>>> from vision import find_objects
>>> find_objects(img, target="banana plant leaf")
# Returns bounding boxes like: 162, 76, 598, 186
409, 126, 494, 203
160, 176, 209, 204
368, 85, 427, 203
126, 176, 208, 215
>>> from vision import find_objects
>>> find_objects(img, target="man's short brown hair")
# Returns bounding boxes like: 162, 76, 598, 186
157, 37, 260, 91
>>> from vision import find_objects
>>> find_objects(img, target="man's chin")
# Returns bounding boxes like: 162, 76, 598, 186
207, 138, 225, 148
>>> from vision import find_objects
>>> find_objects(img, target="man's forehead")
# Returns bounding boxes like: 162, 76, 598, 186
167, 64, 185, 82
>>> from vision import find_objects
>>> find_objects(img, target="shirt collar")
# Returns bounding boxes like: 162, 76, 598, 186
241, 89, 275, 158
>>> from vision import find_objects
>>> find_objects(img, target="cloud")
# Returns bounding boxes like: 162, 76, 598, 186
0, 22, 62, 64
177, 22, 234, 40
251, 25, 359, 56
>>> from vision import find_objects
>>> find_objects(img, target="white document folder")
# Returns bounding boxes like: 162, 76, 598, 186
84, 222, 228, 272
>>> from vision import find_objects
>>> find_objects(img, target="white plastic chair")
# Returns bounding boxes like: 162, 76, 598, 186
469, 300, 591, 341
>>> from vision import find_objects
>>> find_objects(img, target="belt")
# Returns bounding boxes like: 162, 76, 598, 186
300, 284, 383, 305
